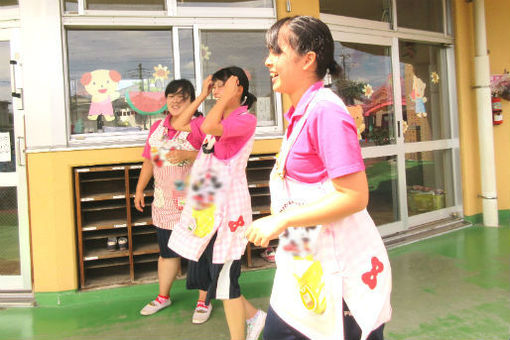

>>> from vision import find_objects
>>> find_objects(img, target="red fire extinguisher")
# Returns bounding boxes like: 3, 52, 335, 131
492, 96, 503, 125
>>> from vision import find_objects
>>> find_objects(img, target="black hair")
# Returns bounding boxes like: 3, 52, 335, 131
212, 66, 257, 110
164, 79, 202, 117
265, 16, 342, 80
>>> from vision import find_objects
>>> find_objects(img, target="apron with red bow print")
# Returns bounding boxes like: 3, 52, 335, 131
269, 88, 392, 340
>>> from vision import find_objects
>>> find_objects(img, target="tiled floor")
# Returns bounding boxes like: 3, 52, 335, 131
1, 225, 509, 340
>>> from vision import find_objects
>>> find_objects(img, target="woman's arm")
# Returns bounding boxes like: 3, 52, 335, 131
245, 171, 369, 247
172, 76, 213, 132
200, 75, 241, 136
134, 159, 154, 212
166, 150, 198, 164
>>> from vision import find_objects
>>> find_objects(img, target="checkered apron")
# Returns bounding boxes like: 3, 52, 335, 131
149, 121, 196, 230
169, 115, 255, 263
268, 89, 392, 340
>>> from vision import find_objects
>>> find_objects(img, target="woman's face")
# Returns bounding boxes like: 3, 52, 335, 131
166, 90, 191, 116
265, 29, 304, 94
212, 80, 225, 100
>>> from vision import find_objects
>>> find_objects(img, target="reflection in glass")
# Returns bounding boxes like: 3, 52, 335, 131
200, 31, 276, 128
399, 42, 450, 142
177, 0, 273, 8
0, 41, 15, 172
86, 0, 165, 11
320, 0, 391, 23
67, 30, 173, 135
406, 150, 454, 216
396, 0, 443, 32
0, 187, 20, 275
332, 42, 394, 147
179, 29, 195, 87
365, 156, 399, 226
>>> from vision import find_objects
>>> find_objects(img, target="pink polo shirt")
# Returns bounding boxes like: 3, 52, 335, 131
285, 82, 365, 183
142, 114, 204, 159
190, 105, 257, 160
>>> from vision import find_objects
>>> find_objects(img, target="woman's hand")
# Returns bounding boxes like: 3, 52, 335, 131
134, 190, 145, 212
199, 75, 213, 99
219, 76, 241, 104
166, 149, 188, 164
245, 214, 288, 248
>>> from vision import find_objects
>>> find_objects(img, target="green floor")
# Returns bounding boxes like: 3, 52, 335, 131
1, 226, 509, 340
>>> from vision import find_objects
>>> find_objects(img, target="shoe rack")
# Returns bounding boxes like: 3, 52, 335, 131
74, 164, 159, 289
245, 154, 278, 268
74, 155, 277, 289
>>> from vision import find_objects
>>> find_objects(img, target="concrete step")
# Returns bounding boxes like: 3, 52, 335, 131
0, 291, 35, 307
383, 217, 472, 249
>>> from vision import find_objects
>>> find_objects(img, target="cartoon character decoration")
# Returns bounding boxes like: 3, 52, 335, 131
347, 105, 365, 140
80, 69, 122, 121
189, 169, 222, 238
279, 201, 326, 315
411, 75, 427, 118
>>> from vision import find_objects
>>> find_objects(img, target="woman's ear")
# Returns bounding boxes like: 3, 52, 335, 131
302, 51, 317, 72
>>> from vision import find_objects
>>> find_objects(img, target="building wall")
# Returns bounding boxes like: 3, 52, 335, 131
453, 0, 510, 221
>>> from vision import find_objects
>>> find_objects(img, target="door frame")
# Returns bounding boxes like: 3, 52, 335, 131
0, 27, 31, 291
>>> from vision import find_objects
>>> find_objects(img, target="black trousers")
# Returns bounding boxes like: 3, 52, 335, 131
263, 302, 385, 340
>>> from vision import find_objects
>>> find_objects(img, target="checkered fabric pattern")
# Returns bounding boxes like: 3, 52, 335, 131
169, 130, 254, 263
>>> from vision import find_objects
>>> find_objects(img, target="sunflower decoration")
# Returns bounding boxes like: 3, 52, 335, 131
431, 71, 440, 84
153, 64, 170, 89
201, 44, 211, 61
363, 84, 374, 99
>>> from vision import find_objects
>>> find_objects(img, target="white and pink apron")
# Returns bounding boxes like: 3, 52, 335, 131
149, 121, 196, 230
269, 88, 392, 340
169, 113, 255, 264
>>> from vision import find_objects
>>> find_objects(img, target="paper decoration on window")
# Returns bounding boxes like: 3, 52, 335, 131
411, 75, 427, 118
80, 69, 122, 121
362, 84, 373, 98
201, 44, 211, 61
126, 91, 167, 115
0, 132, 11, 162
430, 71, 440, 84
347, 105, 365, 140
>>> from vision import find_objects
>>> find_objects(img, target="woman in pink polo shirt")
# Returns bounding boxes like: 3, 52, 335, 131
246, 16, 392, 340
169, 66, 266, 340
135, 79, 211, 322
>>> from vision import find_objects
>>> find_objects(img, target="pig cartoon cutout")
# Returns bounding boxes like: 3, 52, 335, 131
81, 69, 122, 121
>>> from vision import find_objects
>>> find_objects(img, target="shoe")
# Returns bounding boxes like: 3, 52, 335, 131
107, 237, 117, 251
118, 237, 128, 250
246, 309, 266, 340
260, 247, 275, 263
140, 297, 172, 316
192, 300, 213, 324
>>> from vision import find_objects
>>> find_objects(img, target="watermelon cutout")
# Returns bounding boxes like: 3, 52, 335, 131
126, 91, 167, 115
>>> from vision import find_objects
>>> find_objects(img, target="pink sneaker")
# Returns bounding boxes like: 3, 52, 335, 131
192, 300, 213, 324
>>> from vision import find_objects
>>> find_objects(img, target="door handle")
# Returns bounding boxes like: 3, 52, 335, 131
16, 136, 25, 167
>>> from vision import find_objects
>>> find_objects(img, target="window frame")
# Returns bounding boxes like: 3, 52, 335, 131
62, 16, 282, 147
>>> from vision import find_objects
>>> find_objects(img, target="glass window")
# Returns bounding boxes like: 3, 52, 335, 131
64, 0, 78, 12
0, 0, 18, 6
406, 150, 454, 216
320, 0, 391, 23
86, 0, 165, 11
399, 41, 451, 142
200, 30, 277, 128
365, 156, 400, 226
179, 29, 196, 87
396, 0, 443, 32
177, 0, 273, 8
67, 30, 173, 135
332, 42, 395, 147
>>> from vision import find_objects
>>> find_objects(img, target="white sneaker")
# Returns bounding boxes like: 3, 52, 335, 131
192, 301, 213, 324
140, 297, 172, 316
246, 309, 267, 340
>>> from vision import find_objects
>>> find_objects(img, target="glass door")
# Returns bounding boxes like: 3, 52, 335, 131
330, 31, 460, 236
0, 28, 31, 291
